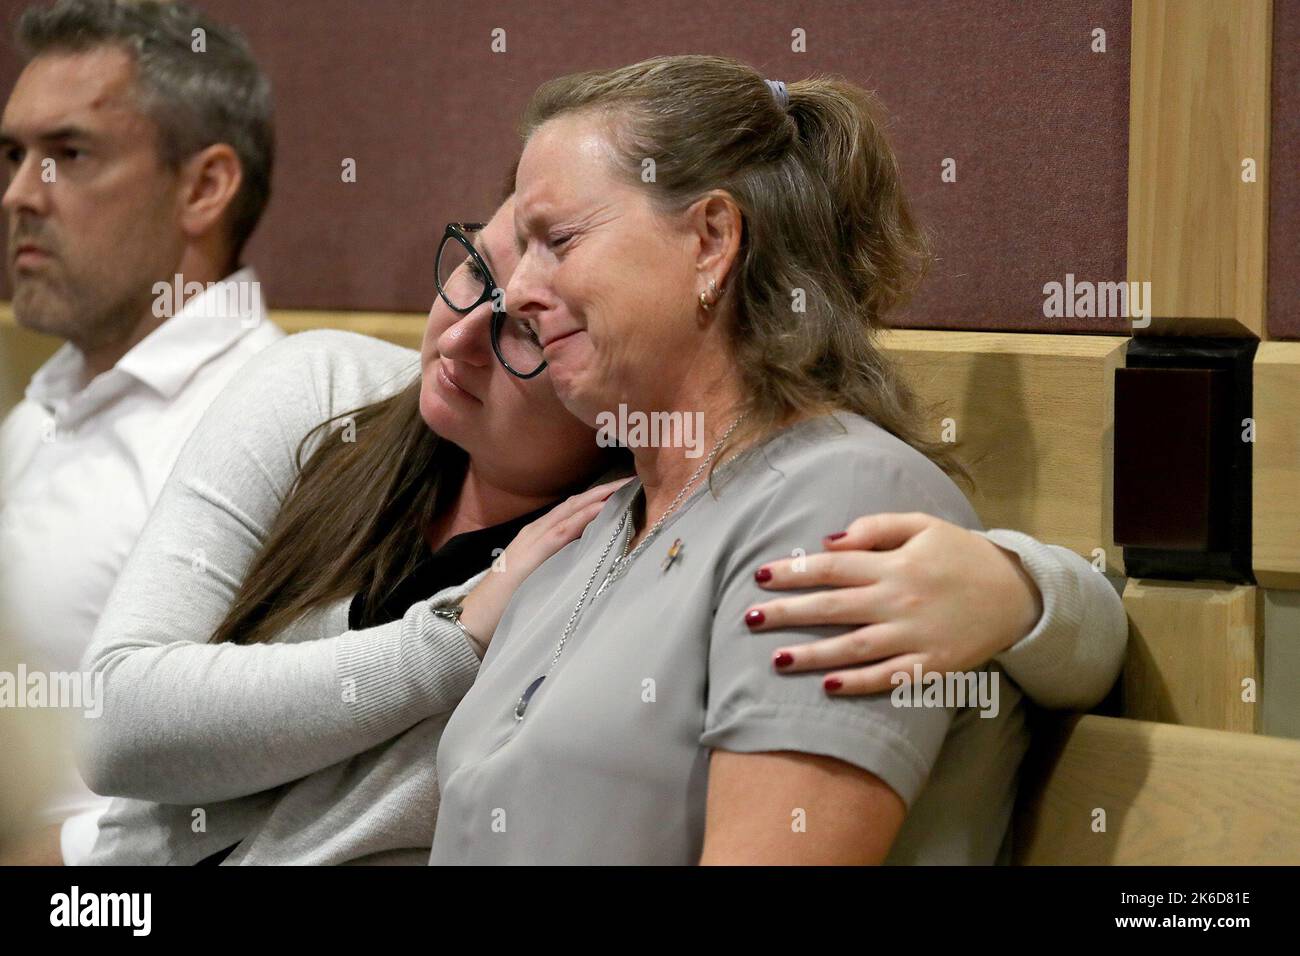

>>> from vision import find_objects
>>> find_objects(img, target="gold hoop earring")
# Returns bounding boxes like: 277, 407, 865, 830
699, 290, 712, 311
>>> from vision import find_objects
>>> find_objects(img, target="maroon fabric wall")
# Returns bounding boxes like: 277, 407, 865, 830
1269, 0, 1299, 340
1, 0, 1135, 332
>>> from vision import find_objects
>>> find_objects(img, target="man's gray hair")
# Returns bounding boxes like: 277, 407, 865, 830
16, 0, 274, 258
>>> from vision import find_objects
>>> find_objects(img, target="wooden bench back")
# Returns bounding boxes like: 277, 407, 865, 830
1014, 714, 1300, 864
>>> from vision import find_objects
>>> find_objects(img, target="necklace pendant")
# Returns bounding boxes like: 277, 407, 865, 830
514, 675, 546, 721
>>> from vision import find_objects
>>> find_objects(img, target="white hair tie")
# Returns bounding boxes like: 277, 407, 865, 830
764, 79, 789, 110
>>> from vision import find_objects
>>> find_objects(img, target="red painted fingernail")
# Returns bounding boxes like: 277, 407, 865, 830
745, 609, 765, 628
773, 651, 794, 668
754, 567, 772, 583
826, 531, 847, 542
824, 676, 843, 692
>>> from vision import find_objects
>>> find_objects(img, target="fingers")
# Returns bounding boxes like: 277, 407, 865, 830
535, 478, 631, 529
754, 550, 888, 590
557, 478, 632, 533
766, 624, 907, 674
822, 512, 939, 552
550, 496, 609, 545
583, 476, 634, 504
744, 583, 885, 629
819, 654, 926, 697
567, 477, 634, 511
750, 514, 943, 590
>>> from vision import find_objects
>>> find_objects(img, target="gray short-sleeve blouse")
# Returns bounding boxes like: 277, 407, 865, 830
429, 413, 1027, 865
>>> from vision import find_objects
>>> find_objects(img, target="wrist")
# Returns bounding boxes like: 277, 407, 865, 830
993, 543, 1044, 649
432, 602, 487, 658
457, 571, 516, 653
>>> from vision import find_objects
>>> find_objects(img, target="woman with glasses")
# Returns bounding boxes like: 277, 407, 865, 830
438, 221, 550, 380
79, 141, 1124, 865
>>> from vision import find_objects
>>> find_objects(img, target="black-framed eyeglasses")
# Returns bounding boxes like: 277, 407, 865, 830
434, 222, 547, 380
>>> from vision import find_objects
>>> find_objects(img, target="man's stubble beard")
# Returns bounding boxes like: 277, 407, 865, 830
11, 261, 155, 358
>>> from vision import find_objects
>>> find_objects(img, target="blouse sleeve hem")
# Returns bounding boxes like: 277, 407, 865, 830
700, 703, 938, 808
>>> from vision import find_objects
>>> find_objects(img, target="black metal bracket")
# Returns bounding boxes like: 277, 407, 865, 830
1114, 336, 1256, 584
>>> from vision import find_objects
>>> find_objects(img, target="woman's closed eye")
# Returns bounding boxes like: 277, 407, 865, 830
513, 315, 542, 347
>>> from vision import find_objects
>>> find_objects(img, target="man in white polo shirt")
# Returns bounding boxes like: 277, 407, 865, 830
0, 0, 283, 864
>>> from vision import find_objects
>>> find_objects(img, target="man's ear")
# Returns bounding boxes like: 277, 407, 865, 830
687, 191, 743, 290
176, 142, 243, 248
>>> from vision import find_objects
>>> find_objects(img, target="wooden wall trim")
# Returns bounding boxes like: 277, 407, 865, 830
878, 329, 1128, 571
2, 308, 1130, 573
14, 308, 1289, 596
269, 310, 426, 351
1254, 340, 1300, 586
1127, 0, 1273, 338
1122, 580, 1262, 733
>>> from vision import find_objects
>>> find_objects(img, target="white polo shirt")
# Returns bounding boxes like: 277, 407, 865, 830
0, 267, 283, 863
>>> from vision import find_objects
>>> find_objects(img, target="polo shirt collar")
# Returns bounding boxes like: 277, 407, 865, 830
117, 266, 267, 400
24, 266, 268, 423
26, 265, 266, 421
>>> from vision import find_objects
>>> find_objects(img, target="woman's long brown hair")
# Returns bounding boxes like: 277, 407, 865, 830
209, 377, 465, 646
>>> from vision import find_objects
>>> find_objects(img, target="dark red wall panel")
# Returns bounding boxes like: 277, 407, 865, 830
1269, 0, 1299, 340
1, 0, 1132, 333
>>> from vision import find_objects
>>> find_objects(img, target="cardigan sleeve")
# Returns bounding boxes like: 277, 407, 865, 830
79, 332, 486, 804
982, 529, 1128, 711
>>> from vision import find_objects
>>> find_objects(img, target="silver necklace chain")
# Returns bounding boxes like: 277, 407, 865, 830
528, 413, 747, 698
596, 415, 746, 598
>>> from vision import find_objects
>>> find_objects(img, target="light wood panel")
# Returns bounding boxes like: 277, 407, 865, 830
1254, 341, 1300, 587
1127, 0, 1273, 338
878, 328, 1127, 572
4, 315, 1132, 576
6, 316, 1131, 582
0, 310, 60, 416
1121, 580, 1262, 733
1015, 713, 1300, 864
270, 310, 425, 351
